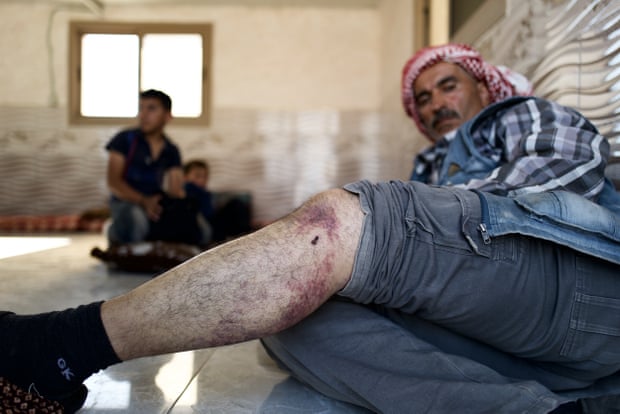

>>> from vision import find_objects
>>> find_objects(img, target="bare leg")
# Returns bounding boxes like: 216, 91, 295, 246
102, 189, 364, 360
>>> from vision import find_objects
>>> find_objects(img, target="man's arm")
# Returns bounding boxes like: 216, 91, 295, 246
161, 144, 185, 198
461, 98, 609, 200
164, 167, 185, 198
107, 151, 162, 220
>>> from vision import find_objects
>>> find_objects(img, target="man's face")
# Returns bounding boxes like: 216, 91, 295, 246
413, 62, 490, 142
138, 98, 171, 135
185, 167, 209, 189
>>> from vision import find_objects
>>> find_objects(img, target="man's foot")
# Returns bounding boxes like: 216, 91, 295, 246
0, 304, 120, 413
0, 311, 84, 404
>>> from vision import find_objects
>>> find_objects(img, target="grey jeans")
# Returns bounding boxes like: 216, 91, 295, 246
108, 198, 212, 245
263, 180, 620, 413
108, 199, 150, 244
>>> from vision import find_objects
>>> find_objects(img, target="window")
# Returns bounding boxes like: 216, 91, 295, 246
69, 22, 212, 125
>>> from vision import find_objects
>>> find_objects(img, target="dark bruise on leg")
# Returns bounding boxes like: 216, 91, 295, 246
293, 200, 340, 242
101, 189, 364, 361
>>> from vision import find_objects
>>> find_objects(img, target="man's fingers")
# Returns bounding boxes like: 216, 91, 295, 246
146, 202, 162, 221
148, 211, 161, 221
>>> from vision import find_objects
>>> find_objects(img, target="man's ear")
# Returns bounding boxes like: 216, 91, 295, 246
477, 82, 491, 107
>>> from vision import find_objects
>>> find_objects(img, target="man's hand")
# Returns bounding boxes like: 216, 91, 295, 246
141, 195, 163, 221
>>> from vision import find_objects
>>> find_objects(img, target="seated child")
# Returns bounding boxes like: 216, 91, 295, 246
183, 160, 252, 244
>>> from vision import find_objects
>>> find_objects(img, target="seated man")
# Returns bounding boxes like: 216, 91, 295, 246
184, 159, 253, 244
105, 89, 185, 245
1, 44, 619, 414
262, 44, 620, 413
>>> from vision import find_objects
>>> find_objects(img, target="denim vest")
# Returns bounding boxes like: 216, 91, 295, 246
431, 97, 620, 265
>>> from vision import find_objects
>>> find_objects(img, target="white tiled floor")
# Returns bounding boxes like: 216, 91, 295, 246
0, 234, 369, 413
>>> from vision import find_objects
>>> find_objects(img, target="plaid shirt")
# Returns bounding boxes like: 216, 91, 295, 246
411, 98, 609, 200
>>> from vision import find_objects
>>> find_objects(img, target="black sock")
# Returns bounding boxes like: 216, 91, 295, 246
0, 301, 121, 400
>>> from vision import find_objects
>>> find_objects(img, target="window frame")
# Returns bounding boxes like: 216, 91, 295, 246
68, 21, 212, 126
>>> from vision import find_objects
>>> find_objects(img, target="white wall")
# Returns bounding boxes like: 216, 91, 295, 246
0, 1, 380, 111
378, 0, 413, 112
0, 0, 422, 219
378, 0, 425, 157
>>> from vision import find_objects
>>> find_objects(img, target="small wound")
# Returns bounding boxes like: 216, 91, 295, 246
296, 204, 339, 241
311, 236, 319, 245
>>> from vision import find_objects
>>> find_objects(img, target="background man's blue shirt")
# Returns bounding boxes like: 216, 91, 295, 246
106, 128, 182, 197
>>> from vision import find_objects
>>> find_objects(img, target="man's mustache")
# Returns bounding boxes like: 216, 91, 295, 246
431, 108, 460, 130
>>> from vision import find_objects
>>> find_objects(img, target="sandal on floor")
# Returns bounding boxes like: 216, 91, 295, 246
1, 376, 64, 413
0, 377, 88, 414
0, 312, 88, 413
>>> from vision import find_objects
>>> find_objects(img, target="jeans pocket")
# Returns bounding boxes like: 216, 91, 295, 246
559, 256, 620, 365
490, 235, 519, 263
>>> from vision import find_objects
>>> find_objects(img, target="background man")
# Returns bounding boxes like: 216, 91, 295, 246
1, 45, 619, 414
105, 89, 184, 245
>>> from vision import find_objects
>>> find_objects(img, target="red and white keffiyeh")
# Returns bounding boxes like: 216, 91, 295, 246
402, 43, 533, 137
